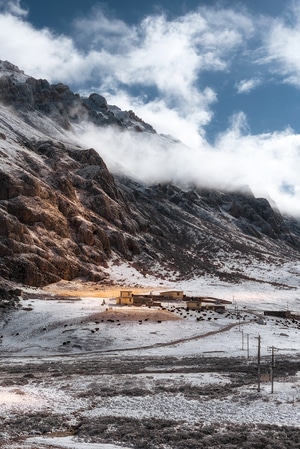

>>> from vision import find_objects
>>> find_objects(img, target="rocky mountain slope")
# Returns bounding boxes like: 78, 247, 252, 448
1, 60, 300, 304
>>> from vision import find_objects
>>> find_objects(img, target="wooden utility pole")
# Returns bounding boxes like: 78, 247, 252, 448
242, 332, 250, 359
268, 346, 278, 394
256, 335, 261, 392
241, 329, 244, 350
247, 333, 250, 359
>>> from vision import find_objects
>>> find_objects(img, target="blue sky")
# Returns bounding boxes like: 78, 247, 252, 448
1, 0, 300, 214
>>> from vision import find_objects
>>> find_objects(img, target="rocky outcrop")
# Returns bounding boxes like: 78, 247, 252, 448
0, 60, 156, 133
0, 136, 144, 286
0, 278, 22, 310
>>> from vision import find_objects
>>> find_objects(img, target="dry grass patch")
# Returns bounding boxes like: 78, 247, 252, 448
88, 307, 181, 322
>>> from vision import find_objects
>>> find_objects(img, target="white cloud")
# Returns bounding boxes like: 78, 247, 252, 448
84, 8, 253, 95
0, 14, 92, 83
72, 6, 134, 53
262, 3, 300, 87
0, 0, 28, 17
75, 6, 254, 143
213, 124, 300, 204
102, 89, 215, 148
74, 116, 300, 216
237, 77, 262, 93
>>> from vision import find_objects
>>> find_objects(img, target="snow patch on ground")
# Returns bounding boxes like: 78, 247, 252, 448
27, 438, 128, 449
83, 387, 300, 427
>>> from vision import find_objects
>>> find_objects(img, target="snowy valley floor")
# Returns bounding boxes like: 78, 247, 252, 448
1, 270, 300, 448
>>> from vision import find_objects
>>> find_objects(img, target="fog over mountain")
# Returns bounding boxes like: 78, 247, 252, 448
75, 118, 300, 216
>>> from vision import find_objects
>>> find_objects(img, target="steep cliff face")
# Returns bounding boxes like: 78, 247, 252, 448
1, 60, 300, 304
0, 132, 139, 287
0, 60, 156, 133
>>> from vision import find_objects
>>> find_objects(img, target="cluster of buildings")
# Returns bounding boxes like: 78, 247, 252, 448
116, 290, 231, 311
116, 291, 300, 321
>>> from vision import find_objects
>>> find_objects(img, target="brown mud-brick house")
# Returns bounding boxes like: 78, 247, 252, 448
116, 290, 134, 305
159, 290, 184, 300
186, 297, 227, 311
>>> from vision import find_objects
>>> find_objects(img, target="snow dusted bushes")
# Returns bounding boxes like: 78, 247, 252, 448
76, 417, 300, 448
77, 383, 152, 398
0, 411, 72, 440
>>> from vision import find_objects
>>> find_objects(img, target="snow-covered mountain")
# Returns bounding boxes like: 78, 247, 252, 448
1, 60, 300, 304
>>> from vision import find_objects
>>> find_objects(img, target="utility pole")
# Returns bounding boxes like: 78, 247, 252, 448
268, 346, 278, 394
235, 303, 240, 330
241, 329, 244, 350
242, 332, 250, 359
271, 346, 275, 394
255, 335, 261, 392
246, 333, 250, 359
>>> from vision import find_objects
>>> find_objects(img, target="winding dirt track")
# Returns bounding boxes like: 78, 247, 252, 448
101, 320, 249, 353
0, 319, 247, 360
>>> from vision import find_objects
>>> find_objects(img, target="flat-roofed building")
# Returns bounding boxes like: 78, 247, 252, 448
116, 290, 133, 305
159, 290, 184, 300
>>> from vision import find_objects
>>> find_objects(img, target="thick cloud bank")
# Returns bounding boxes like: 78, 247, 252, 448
76, 118, 300, 216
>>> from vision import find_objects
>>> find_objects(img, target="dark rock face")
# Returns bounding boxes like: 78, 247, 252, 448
1, 60, 300, 295
116, 179, 300, 282
0, 138, 129, 286
0, 60, 156, 133
0, 280, 22, 309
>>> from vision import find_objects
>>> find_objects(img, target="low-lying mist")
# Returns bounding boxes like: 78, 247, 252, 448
74, 121, 300, 217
